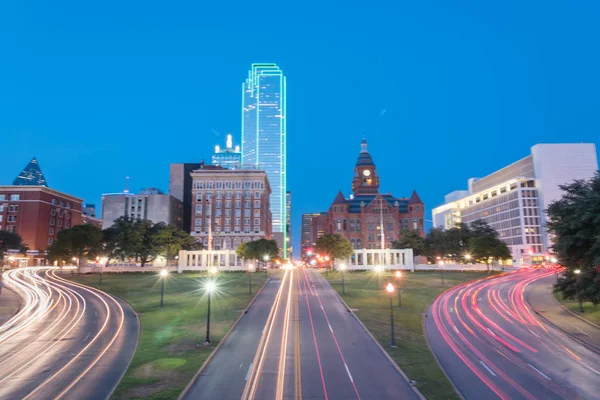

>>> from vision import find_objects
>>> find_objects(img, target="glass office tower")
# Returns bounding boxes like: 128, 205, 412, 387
242, 63, 287, 257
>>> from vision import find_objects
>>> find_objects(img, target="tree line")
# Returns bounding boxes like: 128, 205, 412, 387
547, 172, 600, 307
47, 217, 202, 267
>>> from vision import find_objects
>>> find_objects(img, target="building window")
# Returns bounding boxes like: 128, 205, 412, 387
225, 209, 231, 217
244, 209, 251, 217
49, 227, 54, 235
206, 193, 213, 201
356, 220, 361, 232
235, 200, 241, 208
235, 218, 241, 226
225, 200, 232, 208
368, 233, 375, 241
10, 194, 20, 201
235, 209, 241, 217
7, 215, 17, 222
216, 192, 222, 199
226, 192, 233, 199
216, 209, 222, 217
254, 192, 260, 199
58, 220, 63, 227
0, 194, 4, 201
196, 205, 203, 214
413, 219, 418, 230
50, 218, 55, 226
368, 223, 374, 231
216, 200, 222, 208
245, 218, 250, 225
48, 237, 53, 245
235, 192, 242, 199
254, 209, 260, 217
254, 200, 260, 208
245, 192, 251, 199
196, 193, 202, 202
350, 220, 355, 232
65, 222, 70, 228
225, 218, 231, 226
196, 182, 204, 189
387, 223, 393, 231
254, 218, 260, 226
416, 206, 420, 211
245, 200, 251, 208
206, 182, 213, 189
9, 205, 18, 212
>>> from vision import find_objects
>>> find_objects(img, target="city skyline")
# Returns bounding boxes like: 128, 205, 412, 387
1, 2, 600, 257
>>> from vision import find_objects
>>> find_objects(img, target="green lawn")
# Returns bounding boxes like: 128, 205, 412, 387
70, 271, 267, 400
553, 293, 600, 326
325, 270, 493, 400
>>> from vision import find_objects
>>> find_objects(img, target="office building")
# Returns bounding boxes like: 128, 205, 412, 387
0, 186, 83, 260
101, 188, 183, 229
432, 143, 599, 264
242, 63, 287, 256
82, 203, 102, 228
170, 162, 205, 233
212, 134, 242, 169
286, 191, 292, 257
324, 139, 425, 249
190, 168, 272, 250
301, 213, 320, 255
13, 157, 48, 187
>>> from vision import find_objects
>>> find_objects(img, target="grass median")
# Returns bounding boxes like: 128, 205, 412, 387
325, 269, 492, 400
70, 271, 267, 400
553, 293, 600, 326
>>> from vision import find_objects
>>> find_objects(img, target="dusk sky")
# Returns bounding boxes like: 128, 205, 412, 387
1, 1, 599, 255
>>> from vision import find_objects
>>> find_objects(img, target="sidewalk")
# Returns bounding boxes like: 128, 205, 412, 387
0, 280, 20, 326
525, 274, 600, 350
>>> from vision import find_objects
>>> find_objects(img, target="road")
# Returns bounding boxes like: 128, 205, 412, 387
184, 267, 419, 400
426, 268, 600, 400
0, 267, 139, 400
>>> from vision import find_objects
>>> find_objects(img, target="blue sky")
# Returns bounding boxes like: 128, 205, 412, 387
1, 1, 599, 255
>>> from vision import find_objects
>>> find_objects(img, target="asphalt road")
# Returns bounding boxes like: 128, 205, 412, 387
185, 267, 419, 400
426, 268, 600, 400
0, 267, 139, 400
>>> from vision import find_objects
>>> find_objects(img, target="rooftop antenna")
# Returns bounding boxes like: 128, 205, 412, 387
124, 176, 130, 193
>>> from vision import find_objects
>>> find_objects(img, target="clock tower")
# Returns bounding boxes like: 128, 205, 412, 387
352, 139, 380, 195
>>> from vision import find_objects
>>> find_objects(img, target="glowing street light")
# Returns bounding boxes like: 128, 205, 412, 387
395, 271, 402, 278
385, 283, 397, 347
550, 257, 557, 264
209, 267, 218, 275
339, 263, 347, 294
205, 281, 216, 344
574, 269, 581, 274
374, 265, 383, 285
248, 264, 254, 294
159, 269, 168, 307
465, 254, 472, 262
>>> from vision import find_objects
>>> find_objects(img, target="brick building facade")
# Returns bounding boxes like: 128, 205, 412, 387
324, 140, 425, 249
190, 168, 272, 250
0, 186, 83, 252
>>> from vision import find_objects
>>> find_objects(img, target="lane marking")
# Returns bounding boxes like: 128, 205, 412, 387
528, 363, 551, 380
328, 323, 333, 333
245, 363, 253, 381
344, 363, 354, 383
453, 325, 459, 333
479, 360, 496, 377
573, 325, 589, 337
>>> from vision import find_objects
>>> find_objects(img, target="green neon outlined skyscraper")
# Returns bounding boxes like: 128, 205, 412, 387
242, 63, 287, 258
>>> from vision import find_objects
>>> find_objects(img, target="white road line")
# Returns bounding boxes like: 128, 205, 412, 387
453, 326, 459, 333
573, 325, 589, 337
528, 363, 551, 380
487, 328, 496, 336
344, 363, 354, 383
84, 332, 91, 342
320, 304, 324, 311
328, 323, 333, 333
479, 360, 496, 377
245, 363, 253, 381
528, 329, 541, 338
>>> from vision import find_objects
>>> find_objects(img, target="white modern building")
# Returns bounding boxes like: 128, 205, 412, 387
432, 143, 598, 265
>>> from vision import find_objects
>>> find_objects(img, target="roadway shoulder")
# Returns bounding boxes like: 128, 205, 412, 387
0, 281, 21, 326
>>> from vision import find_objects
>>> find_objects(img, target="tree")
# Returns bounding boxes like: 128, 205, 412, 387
155, 224, 201, 265
468, 235, 511, 273
246, 238, 279, 261
104, 217, 166, 266
547, 173, 600, 305
236, 242, 249, 260
0, 230, 27, 261
47, 225, 104, 268
315, 234, 354, 268
392, 230, 426, 256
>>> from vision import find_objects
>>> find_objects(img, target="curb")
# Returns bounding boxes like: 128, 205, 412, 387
558, 303, 600, 330
177, 277, 271, 400
329, 282, 426, 400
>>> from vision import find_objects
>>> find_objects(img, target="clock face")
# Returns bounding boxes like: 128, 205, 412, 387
362, 169, 371, 177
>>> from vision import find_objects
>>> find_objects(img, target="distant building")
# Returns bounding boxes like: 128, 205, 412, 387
242, 63, 287, 257
190, 168, 272, 250
432, 143, 599, 265
13, 157, 48, 187
0, 186, 83, 261
101, 188, 183, 229
170, 162, 204, 233
82, 203, 102, 229
311, 213, 328, 249
286, 191, 292, 257
324, 139, 425, 249
300, 213, 320, 255
212, 134, 241, 169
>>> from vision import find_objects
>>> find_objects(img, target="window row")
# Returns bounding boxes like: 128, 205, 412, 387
0, 194, 20, 201
195, 181, 264, 190
196, 192, 261, 202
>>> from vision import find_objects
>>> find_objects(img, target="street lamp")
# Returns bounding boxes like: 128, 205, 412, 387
465, 254, 472, 263
99, 257, 108, 285
340, 263, 347, 294
574, 269, 583, 312
386, 283, 397, 347
209, 267, 218, 275
394, 271, 402, 308
263, 255, 269, 276
204, 281, 216, 344
159, 269, 168, 307
248, 264, 254, 294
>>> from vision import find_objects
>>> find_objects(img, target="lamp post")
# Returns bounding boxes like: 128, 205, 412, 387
205, 281, 216, 344
263, 255, 269, 277
465, 254, 472, 264
99, 257, 108, 285
437, 257, 445, 284
395, 271, 402, 308
248, 264, 254, 294
340, 263, 346, 294
159, 269, 168, 307
386, 283, 397, 347
324, 256, 330, 277
574, 269, 583, 312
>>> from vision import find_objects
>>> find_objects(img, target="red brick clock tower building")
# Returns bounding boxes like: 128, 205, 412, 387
325, 139, 425, 249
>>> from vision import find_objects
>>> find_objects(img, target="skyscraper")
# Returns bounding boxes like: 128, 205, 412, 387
212, 134, 241, 169
242, 63, 287, 257
13, 157, 48, 186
